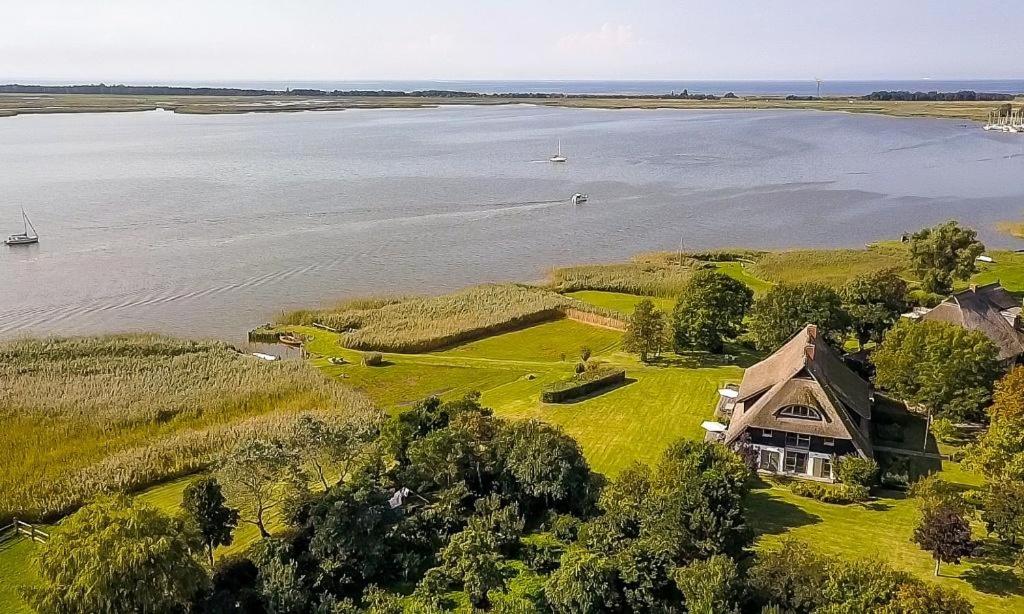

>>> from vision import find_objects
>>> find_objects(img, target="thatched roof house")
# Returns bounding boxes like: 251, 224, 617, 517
719, 324, 873, 481
920, 282, 1024, 364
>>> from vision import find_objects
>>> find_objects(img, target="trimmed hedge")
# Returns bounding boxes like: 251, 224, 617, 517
789, 481, 869, 504
541, 367, 626, 403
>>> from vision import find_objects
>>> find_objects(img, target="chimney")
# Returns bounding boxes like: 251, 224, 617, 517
804, 344, 815, 361
806, 324, 818, 339
969, 284, 978, 293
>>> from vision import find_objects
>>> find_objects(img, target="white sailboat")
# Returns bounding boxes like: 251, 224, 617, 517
549, 140, 567, 163
5, 209, 39, 245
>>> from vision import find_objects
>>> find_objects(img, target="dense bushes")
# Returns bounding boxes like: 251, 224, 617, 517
836, 455, 880, 488
750, 539, 973, 613
0, 334, 373, 523
789, 481, 870, 504
541, 367, 626, 402
361, 351, 384, 366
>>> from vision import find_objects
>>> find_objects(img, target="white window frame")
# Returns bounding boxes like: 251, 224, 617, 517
779, 404, 823, 420
761, 429, 773, 438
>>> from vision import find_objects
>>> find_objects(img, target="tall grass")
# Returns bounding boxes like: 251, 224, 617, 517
749, 244, 909, 287
277, 284, 619, 353
0, 335, 374, 523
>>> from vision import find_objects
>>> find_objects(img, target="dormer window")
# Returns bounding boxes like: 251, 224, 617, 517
779, 405, 823, 420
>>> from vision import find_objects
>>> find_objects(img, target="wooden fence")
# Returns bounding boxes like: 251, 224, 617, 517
1, 519, 50, 543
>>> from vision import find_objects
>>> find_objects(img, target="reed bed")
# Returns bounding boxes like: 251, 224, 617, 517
0, 334, 373, 523
547, 254, 703, 297
749, 244, 909, 287
277, 284, 618, 353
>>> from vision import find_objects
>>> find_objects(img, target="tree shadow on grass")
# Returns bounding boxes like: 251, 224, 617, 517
961, 565, 1024, 596
745, 484, 822, 537
971, 537, 1022, 567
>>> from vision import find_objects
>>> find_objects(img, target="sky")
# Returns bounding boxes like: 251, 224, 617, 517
1, 0, 1022, 83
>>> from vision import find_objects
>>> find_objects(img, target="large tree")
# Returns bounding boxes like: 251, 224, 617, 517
672, 270, 754, 354
872, 319, 1001, 422
622, 298, 668, 362
495, 419, 592, 514
545, 547, 621, 614
25, 495, 207, 614
289, 414, 380, 490
980, 480, 1024, 546
908, 221, 985, 294
840, 269, 909, 347
747, 282, 849, 351
964, 367, 1024, 481
181, 476, 239, 566
674, 555, 741, 614
218, 438, 300, 538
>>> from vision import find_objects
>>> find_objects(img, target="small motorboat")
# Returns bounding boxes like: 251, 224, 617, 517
252, 352, 280, 361
571, 193, 589, 205
5, 209, 38, 246
278, 333, 304, 347
328, 356, 346, 365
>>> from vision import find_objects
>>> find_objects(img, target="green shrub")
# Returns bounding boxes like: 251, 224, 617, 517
836, 456, 879, 488
541, 368, 626, 403
362, 352, 384, 366
788, 481, 869, 504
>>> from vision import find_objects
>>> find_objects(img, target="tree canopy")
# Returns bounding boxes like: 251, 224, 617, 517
747, 282, 849, 351
622, 298, 668, 362
672, 270, 754, 353
840, 269, 909, 347
872, 320, 1001, 421
964, 367, 1024, 481
26, 495, 207, 614
908, 221, 985, 295
181, 476, 239, 566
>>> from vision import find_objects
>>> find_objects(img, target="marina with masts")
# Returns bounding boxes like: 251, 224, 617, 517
984, 106, 1024, 133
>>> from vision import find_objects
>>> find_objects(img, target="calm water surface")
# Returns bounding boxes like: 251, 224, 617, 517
1, 105, 1023, 341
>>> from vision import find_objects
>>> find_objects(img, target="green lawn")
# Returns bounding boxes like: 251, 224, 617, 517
438, 319, 622, 362
0, 535, 36, 613
749, 471, 1024, 613
565, 291, 675, 316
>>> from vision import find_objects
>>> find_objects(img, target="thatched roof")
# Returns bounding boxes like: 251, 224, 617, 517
737, 325, 871, 420
726, 325, 872, 455
922, 282, 1024, 362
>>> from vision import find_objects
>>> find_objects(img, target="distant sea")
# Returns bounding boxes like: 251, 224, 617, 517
15, 79, 1024, 96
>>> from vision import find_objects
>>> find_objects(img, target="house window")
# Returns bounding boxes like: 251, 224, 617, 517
820, 456, 833, 479
779, 405, 823, 420
824, 437, 835, 447
785, 432, 811, 449
761, 429, 773, 438
758, 449, 780, 472
784, 450, 808, 474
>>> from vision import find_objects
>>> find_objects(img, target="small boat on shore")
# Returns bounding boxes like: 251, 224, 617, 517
278, 333, 304, 347
5, 209, 38, 246
252, 352, 280, 361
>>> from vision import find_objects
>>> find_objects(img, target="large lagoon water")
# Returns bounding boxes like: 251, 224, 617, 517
2, 105, 1023, 341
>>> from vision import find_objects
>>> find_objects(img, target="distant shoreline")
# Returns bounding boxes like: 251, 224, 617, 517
1, 90, 1022, 122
